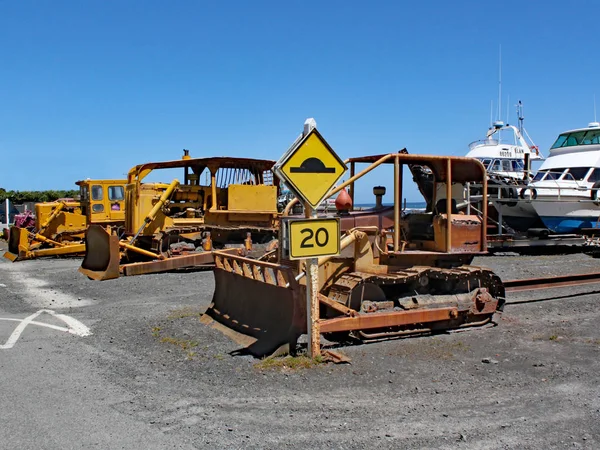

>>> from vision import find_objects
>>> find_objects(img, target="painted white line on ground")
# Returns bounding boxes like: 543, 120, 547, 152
1, 265, 93, 308
0, 309, 91, 349
0, 283, 6, 287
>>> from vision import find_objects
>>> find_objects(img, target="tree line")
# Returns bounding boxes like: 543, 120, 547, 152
0, 188, 79, 203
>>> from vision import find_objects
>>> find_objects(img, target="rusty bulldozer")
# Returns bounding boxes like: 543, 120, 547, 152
203, 152, 506, 356
4, 180, 126, 262
80, 152, 280, 280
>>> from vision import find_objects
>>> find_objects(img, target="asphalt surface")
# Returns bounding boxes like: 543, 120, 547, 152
1, 240, 599, 449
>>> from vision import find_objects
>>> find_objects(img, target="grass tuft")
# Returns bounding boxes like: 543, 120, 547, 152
167, 307, 202, 320
254, 355, 323, 371
159, 336, 199, 351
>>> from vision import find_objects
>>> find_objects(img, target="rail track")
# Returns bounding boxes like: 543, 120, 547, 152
504, 271, 600, 293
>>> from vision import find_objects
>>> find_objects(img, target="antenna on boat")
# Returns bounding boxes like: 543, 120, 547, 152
590, 95, 600, 128
490, 100, 494, 128
497, 45, 502, 123
517, 100, 524, 135
506, 94, 510, 124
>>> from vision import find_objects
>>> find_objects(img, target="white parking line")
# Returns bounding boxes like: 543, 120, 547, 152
0, 309, 91, 349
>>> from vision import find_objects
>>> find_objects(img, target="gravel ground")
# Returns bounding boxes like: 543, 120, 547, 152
1, 240, 599, 449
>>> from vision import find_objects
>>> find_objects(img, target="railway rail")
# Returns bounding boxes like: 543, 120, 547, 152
504, 271, 600, 293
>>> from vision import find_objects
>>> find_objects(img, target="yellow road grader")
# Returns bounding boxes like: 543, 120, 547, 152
4, 179, 126, 261
79, 152, 280, 280
203, 152, 506, 356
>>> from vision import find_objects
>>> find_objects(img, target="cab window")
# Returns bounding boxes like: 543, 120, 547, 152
91, 185, 104, 201
92, 204, 104, 212
108, 186, 124, 201
80, 185, 89, 201
490, 160, 501, 172
501, 160, 512, 172
532, 171, 546, 181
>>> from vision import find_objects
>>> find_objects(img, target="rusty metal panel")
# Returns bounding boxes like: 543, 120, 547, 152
122, 252, 212, 276
318, 307, 457, 333
433, 214, 483, 253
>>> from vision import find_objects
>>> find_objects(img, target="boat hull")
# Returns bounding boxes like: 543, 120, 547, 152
531, 197, 600, 233
493, 201, 544, 232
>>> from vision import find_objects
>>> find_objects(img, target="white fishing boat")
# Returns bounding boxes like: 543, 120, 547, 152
527, 122, 600, 233
465, 101, 544, 231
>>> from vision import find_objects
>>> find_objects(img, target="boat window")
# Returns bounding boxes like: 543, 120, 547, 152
551, 134, 568, 149
490, 160, 502, 172
532, 171, 546, 181
501, 160, 512, 172
545, 169, 566, 180
552, 129, 600, 148
512, 160, 524, 171
581, 129, 600, 144
587, 168, 600, 183
481, 158, 492, 168
565, 167, 590, 181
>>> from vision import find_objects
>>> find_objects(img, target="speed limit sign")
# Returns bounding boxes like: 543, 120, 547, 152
286, 217, 340, 260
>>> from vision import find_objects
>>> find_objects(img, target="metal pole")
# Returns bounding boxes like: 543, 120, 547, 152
5, 198, 9, 228
393, 156, 400, 252
302, 119, 320, 359
497, 187, 502, 235
466, 182, 471, 215
446, 159, 452, 252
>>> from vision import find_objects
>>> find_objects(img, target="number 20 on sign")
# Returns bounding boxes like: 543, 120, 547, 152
288, 218, 340, 260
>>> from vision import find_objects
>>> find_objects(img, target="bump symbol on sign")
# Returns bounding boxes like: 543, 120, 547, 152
290, 158, 336, 174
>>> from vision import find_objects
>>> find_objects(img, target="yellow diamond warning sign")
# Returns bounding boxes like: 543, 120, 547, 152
274, 128, 347, 210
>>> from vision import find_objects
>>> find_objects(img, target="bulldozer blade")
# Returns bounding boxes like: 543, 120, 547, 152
79, 225, 121, 281
203, 251, 306, 357
3, 227, 31, 262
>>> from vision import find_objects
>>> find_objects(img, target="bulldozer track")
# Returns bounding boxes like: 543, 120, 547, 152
327, 266, 505, 312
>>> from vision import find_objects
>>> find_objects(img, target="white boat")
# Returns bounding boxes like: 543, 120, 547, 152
527, 122, 600, 233
464, 101, 544, 231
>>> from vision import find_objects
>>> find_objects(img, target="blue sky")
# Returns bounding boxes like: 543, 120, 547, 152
1, 1, 598, 202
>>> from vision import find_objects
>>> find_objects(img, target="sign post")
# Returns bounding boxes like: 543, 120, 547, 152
274, 119, 347, 358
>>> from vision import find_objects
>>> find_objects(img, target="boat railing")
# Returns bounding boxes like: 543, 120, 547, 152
466, 181, 594, 203
468, 139, 499, 150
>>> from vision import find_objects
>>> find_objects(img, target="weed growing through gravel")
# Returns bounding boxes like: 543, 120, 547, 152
151, 325, 199, 359
167, 307, 203, 320
254, 355, 324, 371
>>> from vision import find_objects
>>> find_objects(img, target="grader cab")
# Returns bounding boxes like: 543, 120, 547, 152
204, 152, 505, 356
3, 179, 125, 261
80, 153, 280, 280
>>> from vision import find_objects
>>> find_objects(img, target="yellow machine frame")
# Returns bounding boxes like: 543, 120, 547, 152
4, 179, 126, 261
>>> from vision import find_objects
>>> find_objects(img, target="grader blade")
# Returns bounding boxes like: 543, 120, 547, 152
3, 227, 31, 262
79, 225, 121, 281
203, 251, 306, 357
